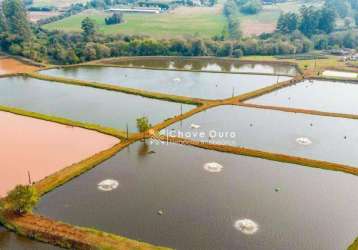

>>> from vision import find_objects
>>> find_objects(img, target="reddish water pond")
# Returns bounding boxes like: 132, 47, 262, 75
0, 58, 38, 75
0, 111, 119, 197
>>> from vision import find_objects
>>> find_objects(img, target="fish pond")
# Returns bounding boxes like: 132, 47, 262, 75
36, 142, 358, 250
40, 66, 291, 100
246, 79, 358, 114
99, 57, 298, 76
0, 111, 118, 197
0, 76, 194, 131
162, 105, 358, 167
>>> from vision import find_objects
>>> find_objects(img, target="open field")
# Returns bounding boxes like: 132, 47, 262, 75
43, 6, 226, 38
31, 0, 88, 8
239, 0, 324, 35
28, 11, 60, 22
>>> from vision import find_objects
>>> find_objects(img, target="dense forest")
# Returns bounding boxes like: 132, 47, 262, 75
0, 0, 357, 64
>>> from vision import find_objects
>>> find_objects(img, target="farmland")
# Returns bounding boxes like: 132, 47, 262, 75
43, 5, 227, 38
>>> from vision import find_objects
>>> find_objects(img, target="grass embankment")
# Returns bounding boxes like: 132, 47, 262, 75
157, 135, 358, 176
241, 55, 353, 76
348, 237, 358, 250
239, 103, 358, 120
0, 105, 126, 138
33, 141, 129, 196
43, 6, 226, 39
0, 212, 170, 250
28, 72, 204, 105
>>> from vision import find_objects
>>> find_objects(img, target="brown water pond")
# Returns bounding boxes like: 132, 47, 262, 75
40, 66, 291, 100
0, 58, 38, 75
0, 111, 118, 197
100, 57, 298, 76
247, 79, 358, 114
36, 141, 358, 250
162, 105, 358, 167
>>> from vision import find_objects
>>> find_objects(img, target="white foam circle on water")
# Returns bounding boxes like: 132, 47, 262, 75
173, 77, 181, 82
203, 162, 223, 173
97, 179, 119, 192
296, 137, 312, 145
234, 219, 259, 235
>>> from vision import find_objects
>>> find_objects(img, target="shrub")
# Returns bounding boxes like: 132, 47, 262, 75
7, 185, 39, 215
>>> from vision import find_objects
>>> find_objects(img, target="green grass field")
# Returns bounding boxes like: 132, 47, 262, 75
43, 6, 226, 39
32, 0, 88, 8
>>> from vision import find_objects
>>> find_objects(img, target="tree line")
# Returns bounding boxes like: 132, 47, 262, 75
0, 0, 357, 65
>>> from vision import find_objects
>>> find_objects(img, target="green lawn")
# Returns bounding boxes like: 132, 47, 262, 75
32, 0, 88, 8
43, 6, 227, 39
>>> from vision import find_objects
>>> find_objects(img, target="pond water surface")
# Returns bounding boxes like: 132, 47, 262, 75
162, 105, 358, 167
41, 67, 291, 100
100, 57, 298, 76
36, 142, 358, 250
246, 79, 358, 114
0, 76, 194, 131
0, 111, 118, 197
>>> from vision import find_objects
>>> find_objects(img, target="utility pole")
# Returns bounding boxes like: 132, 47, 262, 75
27, 170, 32, 185
126, 123, 129, 139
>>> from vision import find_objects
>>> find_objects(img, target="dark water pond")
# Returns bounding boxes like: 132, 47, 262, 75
36, 142, 358, 250
0, 227, 61, 249
101, 57, 298, 76
162, 105, 358, 167
0, 76, 194, 131
247, 79, 358, 114
41, 67, 291, 100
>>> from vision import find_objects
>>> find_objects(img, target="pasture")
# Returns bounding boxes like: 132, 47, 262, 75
43, 6, 226, 38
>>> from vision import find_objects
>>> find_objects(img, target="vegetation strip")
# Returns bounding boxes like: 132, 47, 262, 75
0, 212, 170, 250
238, 103, 358, 120
27, 72, 204, 105
348, 237, 358, 250
157, 136, 358, 176
222, 76, 303, 103
0, 105, 126, 138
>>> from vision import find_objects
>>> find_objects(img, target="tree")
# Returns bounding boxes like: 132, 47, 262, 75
240, 0, 262, 14
136, 116, 151, 140
277, 12, 299, 33
318, 6, 336, 33
7, 185, 39, 215
0, 12, 8, 33
355, 12, 358, 26
105, 12, 123, 25
2, 0, 31, 39
81, 17, 96, 40
325, 0, 349, 18
299, 6, 319, 37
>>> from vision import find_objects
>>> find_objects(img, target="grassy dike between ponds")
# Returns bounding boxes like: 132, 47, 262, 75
238, 103, 358, 120
349, 237, 358, 250
156, 135, 358, 177
0, 105, 126, 138
26, 72, 205, 106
